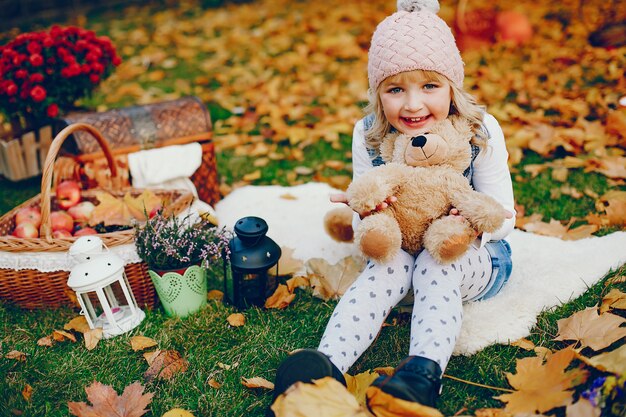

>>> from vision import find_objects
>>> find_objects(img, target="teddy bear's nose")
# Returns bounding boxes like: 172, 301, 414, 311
411, 135, 427, 148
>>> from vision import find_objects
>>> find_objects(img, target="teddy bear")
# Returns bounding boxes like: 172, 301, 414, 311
324, 117, 507, 264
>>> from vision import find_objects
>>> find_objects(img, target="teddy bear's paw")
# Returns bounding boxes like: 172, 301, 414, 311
432, 233, 475, 264
356, 214, 402, 263
424, 216, 475, 264
324, 207, 354, 242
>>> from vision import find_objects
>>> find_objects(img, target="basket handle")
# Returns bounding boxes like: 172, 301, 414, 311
40, 123, 119, 240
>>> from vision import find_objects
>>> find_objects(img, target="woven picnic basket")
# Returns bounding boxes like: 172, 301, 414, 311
0, 123, 194, 309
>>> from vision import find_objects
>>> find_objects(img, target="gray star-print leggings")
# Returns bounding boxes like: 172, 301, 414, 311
318, 245, 493, 374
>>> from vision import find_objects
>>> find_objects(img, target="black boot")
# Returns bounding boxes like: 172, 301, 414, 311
267, 349, 346, 417
370, 356, 442, 407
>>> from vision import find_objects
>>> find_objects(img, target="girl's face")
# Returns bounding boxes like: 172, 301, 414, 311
379, 71, 452, 135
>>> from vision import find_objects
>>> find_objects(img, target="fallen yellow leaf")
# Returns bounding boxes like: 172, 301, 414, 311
265, 284, 296, 309
511, 338, 535, 350
53, 330, 77, 343
273, 247, 305, 277
37, 336, 54, 347
162, 408, 195, 417
582, 343, 626, 375
286, 275, 310, 292
553, 307, 626, 351
5, 350, 26, 361
208, 290, 224, 300
307, 256, 365, 301
365, 385, 443, 417
345, 370, 379, 406
227, 313, 245, 327
600, 288, 626, 314
208, 379, 222, 389
84, 328, 103, 351
241, 377, 275, 390
272, 377, 370, 417
130, 336, 158, 351
64, 316, 91, 334
495, 348, 588, 414
22, 384, 33, 401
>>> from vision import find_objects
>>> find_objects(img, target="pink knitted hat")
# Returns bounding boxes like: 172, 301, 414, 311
368, 0, 464, 91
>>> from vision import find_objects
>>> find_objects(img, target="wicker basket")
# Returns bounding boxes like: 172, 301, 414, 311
0, 123, 194, 309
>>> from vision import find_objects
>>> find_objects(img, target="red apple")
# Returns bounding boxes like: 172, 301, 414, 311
496, 11, 533, 45
67, 201, 95, 223
74, 227, 98, 237
52, 229, 72, 238
56, 180, 82, 209
15, 207, 42, 228
50, 210, 74, 232
13, 222, 39, 238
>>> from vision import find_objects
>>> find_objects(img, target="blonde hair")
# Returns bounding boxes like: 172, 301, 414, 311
363, 70, 487, 152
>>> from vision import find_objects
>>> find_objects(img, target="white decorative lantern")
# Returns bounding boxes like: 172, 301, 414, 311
67, 236, 145, 338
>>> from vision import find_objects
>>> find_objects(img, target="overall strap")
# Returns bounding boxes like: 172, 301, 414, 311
363, 114, 385, 167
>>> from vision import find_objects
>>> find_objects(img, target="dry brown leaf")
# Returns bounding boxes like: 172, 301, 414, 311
84, 328, 103, 351
605, 274, 626, 286
596, 191, 626, 226
208, 290, 224, 300
53, 330, 77, 343
307, 256, 365, 301
227, 313, 245, 327
68, 381, 153, 417
345, 370, 379, 406
286, 275, 310, 292
143, 350, 160, 366
37, 336, 54, 347
265, 284, 296, 309
565, 398, 600, 417
511, 338, 535, 350
582, 343, 626, 375
64, 316, 91, 334
553, 307, 626, 351
273, 247, 305, 277
22, 384, 33, 401
123, 190, 162, 221
521, 218, 597, 240
241, 377, 275, 390
495, 348, 588, 414
271, 377, 370, 417
242, 170, 261, 181
130, 336, 158, 352
600, 288, 626, 313
534, 346, 553, 360
89, 191, 132, 226
143, 350, 189, 381
280, 193, 298, 200
217, 362, 239, 370
5, 350, 26, 361
207, 379, 222, 389
365, 385, 444, 417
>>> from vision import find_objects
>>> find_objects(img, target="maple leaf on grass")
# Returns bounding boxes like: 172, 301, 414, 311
265, 284, 296, 309
344, 370, 379, 407
365, 386, 443, 417
495, 347, 588, 414
241, 376, 274, 390
600, 288, 626, 314
580, 343, 626, 375
143, 349, 189, 381
271, 377, 371, 417
307, 256, 365, 301
553, 307, 626, 351
130, 336, 158, 352
68, 381, 153, 417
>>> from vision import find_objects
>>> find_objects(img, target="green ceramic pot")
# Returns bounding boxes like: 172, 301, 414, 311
148, 264, 207, 317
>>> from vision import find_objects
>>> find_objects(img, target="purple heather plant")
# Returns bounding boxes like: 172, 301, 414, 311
134, 210, 231, 271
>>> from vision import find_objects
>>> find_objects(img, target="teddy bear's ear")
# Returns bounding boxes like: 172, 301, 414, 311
379, 132, 399, 162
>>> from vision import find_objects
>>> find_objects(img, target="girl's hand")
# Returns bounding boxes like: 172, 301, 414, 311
330, 193, 397, 219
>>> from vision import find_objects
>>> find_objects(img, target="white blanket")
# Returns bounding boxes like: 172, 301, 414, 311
215, 183, 626, 355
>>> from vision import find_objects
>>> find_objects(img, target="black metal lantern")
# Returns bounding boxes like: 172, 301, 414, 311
223, 216, 281, 309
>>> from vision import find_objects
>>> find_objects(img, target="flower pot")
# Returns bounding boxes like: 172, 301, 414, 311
148, 264, 207, 317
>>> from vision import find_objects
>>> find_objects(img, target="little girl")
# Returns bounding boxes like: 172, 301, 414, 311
270, 0, 515, 410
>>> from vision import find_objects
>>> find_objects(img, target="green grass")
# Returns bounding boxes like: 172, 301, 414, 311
1, 268, 624, 416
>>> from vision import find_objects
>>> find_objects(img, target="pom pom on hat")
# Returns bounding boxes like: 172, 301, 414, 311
368, 0, 464, 91
397, 0, 439, 13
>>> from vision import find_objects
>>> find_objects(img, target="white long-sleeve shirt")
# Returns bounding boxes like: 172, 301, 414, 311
350, 113, 516, 246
